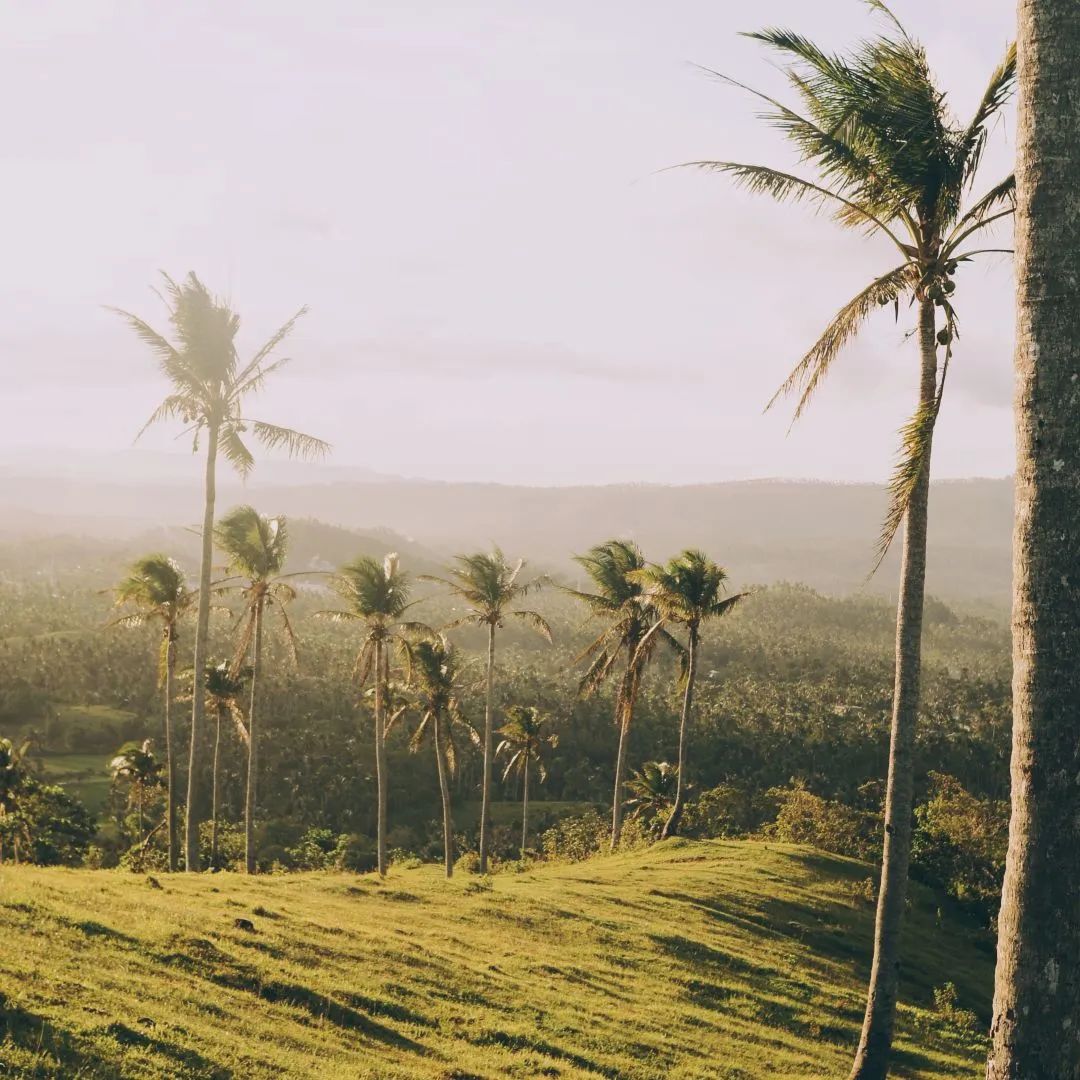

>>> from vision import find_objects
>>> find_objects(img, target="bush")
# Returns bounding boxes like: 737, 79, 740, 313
0, 781, 95, 866
763, 780, 879, 860
682, 782, 763, 839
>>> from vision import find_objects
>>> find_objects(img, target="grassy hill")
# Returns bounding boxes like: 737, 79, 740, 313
0, 841, 990, 1079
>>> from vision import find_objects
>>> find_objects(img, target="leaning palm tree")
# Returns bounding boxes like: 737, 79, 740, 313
109, 740, 163, 843
391, 635, 475, 878
987, 4, 1080, 1075
564, 540, 680, 850
686, 9, 1015, 1074
319, 553, 426, 876
495, 705, 558, 858
624, 761, 678, 832
633, 551, 744, 840
108, 554, 193, 871
420, 549, 551, 874
214, 505, 300, 874
201, 660, 249, 870
113, 272, 329, 871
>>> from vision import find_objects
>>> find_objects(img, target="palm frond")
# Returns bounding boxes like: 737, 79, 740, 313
249, 421, 330, 461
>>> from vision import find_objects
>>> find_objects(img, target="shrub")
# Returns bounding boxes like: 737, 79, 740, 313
682, 782, 763, 838
763, 780, 879, 860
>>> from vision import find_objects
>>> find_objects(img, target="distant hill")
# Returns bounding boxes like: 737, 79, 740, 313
0, 471, 1012, 603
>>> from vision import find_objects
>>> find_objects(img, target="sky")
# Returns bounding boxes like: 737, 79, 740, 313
2, 0, 1017, 486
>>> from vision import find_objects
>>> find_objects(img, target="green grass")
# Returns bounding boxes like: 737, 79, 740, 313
0, 841, 990, 1079
35, 753, 113, 815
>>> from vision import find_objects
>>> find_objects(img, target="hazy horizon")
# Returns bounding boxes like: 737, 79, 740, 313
5, 1, 1016, 487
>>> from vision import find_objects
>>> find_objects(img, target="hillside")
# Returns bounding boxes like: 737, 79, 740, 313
0, 470, 1012, 603
0, 842, 990, 1079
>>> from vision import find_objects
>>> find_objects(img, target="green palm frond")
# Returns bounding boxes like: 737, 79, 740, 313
219, 425, 255, 477
249, 421, 330, 462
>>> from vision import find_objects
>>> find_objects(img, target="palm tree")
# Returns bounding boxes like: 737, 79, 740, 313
688, 10, 1015, 1073
214, 505, 300, 874
113, 271, 329, 871
495, 705, 558, 858
319, 553, 426, 876
564, 540, 681, 850
633, 550, 744, 839
421, 550, 551, 874
108, 554, 193, 872
392, 635, 474, 878
202, 660, 249, 870
109, 740, 163, 842
987, 5, 1080, 1076
624, 761, 678, 831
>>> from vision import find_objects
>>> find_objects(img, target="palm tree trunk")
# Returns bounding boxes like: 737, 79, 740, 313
374, 637, 388, 877
478, 621, 496, 874
164, 633, 178, 872
211, 702, 222, 870
662, 626, 698, 840
987, 7, 1080, 1074
245, 599, 264, 875
610, 661, 638, 851
521, 754, 530, 858
185, 421, 219, 871
433, 713, 454, 878
850, 299, 938, 1080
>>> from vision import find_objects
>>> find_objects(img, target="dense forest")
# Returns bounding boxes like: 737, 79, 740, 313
0, 526, 1010, 925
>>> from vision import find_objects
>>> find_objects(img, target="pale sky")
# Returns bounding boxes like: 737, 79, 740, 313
2, 0, 1017, 485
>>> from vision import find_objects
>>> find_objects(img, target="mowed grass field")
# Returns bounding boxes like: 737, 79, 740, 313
0, 841, 990, 1079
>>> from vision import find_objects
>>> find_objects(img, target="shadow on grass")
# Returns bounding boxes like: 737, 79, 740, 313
1, 992, 119, 1079
468, 1028, 622, 1078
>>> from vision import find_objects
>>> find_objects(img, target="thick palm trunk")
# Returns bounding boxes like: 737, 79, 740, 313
185, 422, 219, 871
164, 634, 178, 872
374, 638, 388, 877
986, 7, 1080, 1074
610, 662, 639, 850
210, 703, 222, 869
850, 299, 938, 1080
245, 600, 264, 874
662, 626, 698, 840
433, 714, 454, 878
521, 755, 530, 858
478, 622, 496, 873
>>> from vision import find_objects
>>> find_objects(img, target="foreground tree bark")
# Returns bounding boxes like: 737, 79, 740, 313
850, 300, 938, 1080
164, 630, 178, 872
478, 623, 496, 873
185, 422, 220, 871
244, 600, 264, 874
986, 3, 1080, 1075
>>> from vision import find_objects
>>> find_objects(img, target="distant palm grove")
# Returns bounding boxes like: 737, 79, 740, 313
4, 2, 1080, 1078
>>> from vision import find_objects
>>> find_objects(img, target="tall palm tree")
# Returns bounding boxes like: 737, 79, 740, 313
688, 11, 1015, 1074
564, 540, 681, 850
392, 635, 474, 878
214, 505, 300, 874
624, 761, 678, 830
201, 660, 249, 871
495, 705, 558, 858
114, 272, 328, 871
109, 740, 163, 842
319, 553, 425, 876
108, 553, 193, 872
633, 550, 744, 839
421, 550, 551, 874
987, 3, 1080, 1075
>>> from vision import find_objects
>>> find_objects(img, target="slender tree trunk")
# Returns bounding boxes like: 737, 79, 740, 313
245, 599, 264, 875
987, 7, 1080, 1075
521, 754, 530, 858
610, 661, 639, 851
850, 299, 938, 1080
185, 422, 219, 871
164, 632, 178, 872
478, 621, 496, 873
433, 713, 454, 878
211, 701, 222, 870
662, 625, 698, 840
374, 637, 388, 877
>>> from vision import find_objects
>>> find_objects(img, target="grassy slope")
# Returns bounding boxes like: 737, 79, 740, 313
0, 841, 990, 1080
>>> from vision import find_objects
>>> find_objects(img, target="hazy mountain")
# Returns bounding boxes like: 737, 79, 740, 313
0, 459, 1011, 603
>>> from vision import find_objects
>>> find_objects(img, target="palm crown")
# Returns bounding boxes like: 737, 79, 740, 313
113, 271, 330, 474
633, 550, 745, 639
423, 549, 552, 641
496, 705, 558, 785
691, 3, 1015, 559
